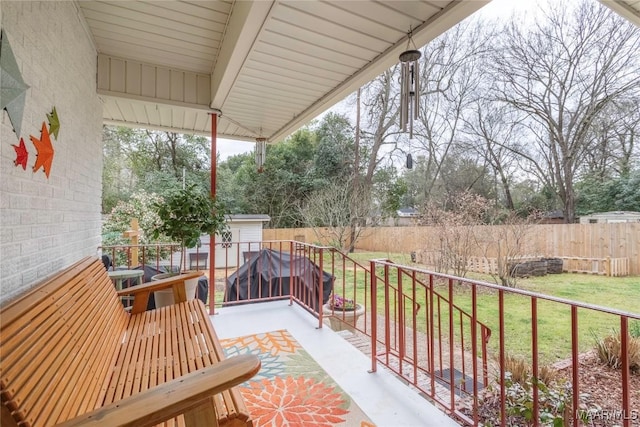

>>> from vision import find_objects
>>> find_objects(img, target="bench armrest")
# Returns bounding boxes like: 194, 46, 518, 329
56, 354, 261, 427
117, 271, 203, 313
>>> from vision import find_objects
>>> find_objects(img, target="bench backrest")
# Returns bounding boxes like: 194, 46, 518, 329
1, 257, 129, 426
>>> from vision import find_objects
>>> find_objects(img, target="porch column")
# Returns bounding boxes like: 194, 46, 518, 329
209, 110, 221, 315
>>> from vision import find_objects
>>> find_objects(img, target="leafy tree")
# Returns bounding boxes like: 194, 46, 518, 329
373, 166, 407, 220
576, 170, 640, 215
101, 126, 212, 213
313, 112, 355, 183
101, 191, 169, 266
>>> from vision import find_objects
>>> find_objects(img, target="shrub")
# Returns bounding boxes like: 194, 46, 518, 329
593, 330, 640, 373
501, 355, 559, 386
476, 371, 585, 427
102, 192, 169, 266
503, 355, 529, 384
472, 355, 573, 426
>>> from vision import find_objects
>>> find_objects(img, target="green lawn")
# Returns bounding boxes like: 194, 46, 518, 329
344, 251, 640, 364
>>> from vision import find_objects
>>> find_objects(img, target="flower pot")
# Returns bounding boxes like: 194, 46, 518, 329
322, 303, 365, 332
151, 272, 200, 308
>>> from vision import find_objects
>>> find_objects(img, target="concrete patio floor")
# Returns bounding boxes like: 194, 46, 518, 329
209, 299, 459, 427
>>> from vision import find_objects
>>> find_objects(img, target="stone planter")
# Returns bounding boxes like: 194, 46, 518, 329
322, 303, 365, 332
151, 272, 200, 308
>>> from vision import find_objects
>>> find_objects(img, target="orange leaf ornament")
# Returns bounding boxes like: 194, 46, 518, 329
30, 121, 54, 178
12, 137, 28, 170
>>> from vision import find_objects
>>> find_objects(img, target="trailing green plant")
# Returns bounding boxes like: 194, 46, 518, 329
504, 373, 576, 426
592, 329, 640, 373
476, 371, 588, 427
474, 355, 577, 426
152, 185, 227, 271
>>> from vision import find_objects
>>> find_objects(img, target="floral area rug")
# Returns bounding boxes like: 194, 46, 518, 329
221, 330, 376, 427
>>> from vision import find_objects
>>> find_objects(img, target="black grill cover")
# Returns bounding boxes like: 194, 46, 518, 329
225, 249, 333, 311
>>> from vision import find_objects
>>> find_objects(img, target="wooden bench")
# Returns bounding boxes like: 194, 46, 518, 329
0, 256, 260, 427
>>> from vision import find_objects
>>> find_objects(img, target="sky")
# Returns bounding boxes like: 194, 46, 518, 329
215, 0, 544, 161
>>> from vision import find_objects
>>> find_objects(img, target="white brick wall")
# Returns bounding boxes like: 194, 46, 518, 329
1, 2, 103, 304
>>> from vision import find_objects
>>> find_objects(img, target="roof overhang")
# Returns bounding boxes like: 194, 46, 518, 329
78, 0, 491, 142
598, 0, 640, 26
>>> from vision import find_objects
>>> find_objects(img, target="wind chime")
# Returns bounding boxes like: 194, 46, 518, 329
399, 28, 421, 168
255, 137, 266, 173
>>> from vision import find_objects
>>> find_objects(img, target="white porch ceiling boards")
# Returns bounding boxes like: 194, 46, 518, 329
78, 0, 490, 142
599, 0, 640, 25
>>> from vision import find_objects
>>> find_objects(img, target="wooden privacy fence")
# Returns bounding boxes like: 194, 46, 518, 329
264, 223, 640, 276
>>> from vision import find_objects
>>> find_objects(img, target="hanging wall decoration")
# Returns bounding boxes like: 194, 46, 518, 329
398, 29, 421, 139
1, 29, 30, 138
31, 122, 55, 178
47, 106, 60, 139
12, 137, 29, 170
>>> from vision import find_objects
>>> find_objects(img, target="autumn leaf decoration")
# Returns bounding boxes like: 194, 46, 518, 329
12, 137, 28, 170
47, 106, 60, 139
30, 121, 55, 178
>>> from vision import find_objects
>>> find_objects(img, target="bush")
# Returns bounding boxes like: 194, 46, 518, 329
476, 372, 584, 426
593, 330, 640, 373
473, 356, 578, 426
501, 355, 559, 386
102, 192, 170, 266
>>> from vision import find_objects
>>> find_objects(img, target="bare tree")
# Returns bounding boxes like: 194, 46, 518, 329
359, 67, 404, 190
584, 97, 640, 178
410, 18, 493, 207
418, 191, 491, 277
298, 178, 374, 251
490, 0, 640, 222
480, 211, 541, 288
462, 100, 524, 210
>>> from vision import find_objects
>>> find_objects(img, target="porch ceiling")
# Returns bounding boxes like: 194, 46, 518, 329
599, 0, 640, 25
77, 0, 490, 142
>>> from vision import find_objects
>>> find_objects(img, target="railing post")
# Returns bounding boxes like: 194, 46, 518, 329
621, 316, 630, 427
318, 245, 324, 329
571, 306, 579, 427
531, 297, 539, 427
448, 277, 455, 413
370, 260, 377, 373
471, 283, 479, 426
499, 290, 506, 427
398, 270, 404, 366
289, 241, 295, 307
429, 274, 436, 399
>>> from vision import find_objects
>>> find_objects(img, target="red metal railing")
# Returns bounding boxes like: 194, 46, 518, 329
369, 259, 640, 427
101, 240, 639, 426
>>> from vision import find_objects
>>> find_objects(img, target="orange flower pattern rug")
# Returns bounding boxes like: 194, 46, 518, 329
221, 330, 376, 427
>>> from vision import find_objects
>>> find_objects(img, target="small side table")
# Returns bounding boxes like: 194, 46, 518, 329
108, 269, 144, 307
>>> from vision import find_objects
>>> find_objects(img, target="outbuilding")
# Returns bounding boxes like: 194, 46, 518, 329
579, 211, 640, 224
186, 214, 271, 269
